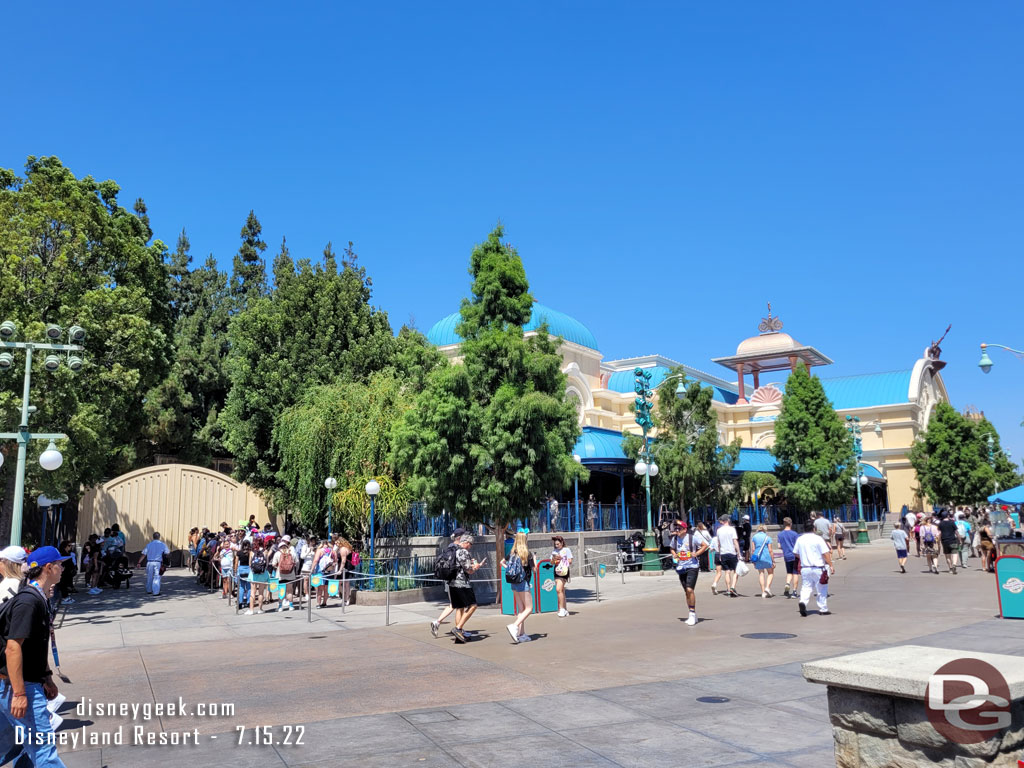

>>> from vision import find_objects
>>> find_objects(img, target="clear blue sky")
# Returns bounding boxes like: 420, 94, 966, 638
3, 2, 1023, 470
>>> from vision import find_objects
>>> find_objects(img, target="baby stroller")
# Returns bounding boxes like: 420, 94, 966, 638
100, 553, 133, 589
616, 531, 646, 572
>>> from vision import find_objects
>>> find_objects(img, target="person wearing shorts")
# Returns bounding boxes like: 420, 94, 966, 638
777, 518, 800, 598
714, 516, 740, 596
890, 527, 909, 573
671, 522, 709, 625
550, 536, 573, 617
448, 534, 485, 643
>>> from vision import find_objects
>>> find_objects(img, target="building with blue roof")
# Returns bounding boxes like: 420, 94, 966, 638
426, 301, 950, 515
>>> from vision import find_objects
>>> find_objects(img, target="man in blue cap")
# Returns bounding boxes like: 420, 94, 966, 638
0, 545, 70, 767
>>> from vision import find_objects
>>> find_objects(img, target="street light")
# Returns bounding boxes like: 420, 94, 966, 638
366, 479, 380, 577
978, 342, 1024, 374
572, 454, 582, 531
324, 476, 337, 538
633, 368, 662, 571
845, 415, 870, 544
0, 320, 85, 545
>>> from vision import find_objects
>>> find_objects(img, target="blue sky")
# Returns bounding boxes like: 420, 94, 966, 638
2, 2, 1023, 469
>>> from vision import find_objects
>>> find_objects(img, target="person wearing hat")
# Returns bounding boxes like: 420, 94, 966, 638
429, 528, 473, 638
0, 547, 27, 604
0, 545, 70, 767
670, 522, 710, 625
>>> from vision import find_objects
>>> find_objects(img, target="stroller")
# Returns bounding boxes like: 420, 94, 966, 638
100, 553, 133, 589
616, 531, 646, 572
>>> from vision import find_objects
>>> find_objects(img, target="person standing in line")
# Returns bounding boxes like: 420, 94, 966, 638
431, 528, 467, 637
936, 511, 959, 575
921, 516, 941, 574
142, 532, 169, 597
450, 534, 485, 643
793, 521, 835, 617
890, 525, 909, 574
713, 515, 740, 597
502, 531, 535, 643
0, 546, 71, 768
670, 522, 709, 625
749, 524, 775, 598
234, 540, 252, 609
273, 536, 297, 610
550, 535, 573, 617
776, 518, 800, 598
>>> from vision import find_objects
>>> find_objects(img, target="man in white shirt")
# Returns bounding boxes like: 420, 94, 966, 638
793, 521, 835, 616
142, 532, 170, 597
713, 515, 741, 597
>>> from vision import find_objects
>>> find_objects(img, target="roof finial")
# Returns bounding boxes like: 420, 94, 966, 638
758, 303, 783, 334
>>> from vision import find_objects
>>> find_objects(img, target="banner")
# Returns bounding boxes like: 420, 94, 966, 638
327, 579, 340, 596
269, 579, 280, 591
310, 574, 323, 587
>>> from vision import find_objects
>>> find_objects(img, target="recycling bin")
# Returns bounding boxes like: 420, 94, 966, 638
994, 555, 1024, 619
501, 562, 540, 615
535, 559, 559, 613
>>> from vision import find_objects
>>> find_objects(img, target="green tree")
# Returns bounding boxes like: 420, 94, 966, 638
622, 369, 741, 516
0, 156, 172, 542
222, 241, 396, 507
393, 226, 583, 568
770, 363, 854, 515
230, 210, 267, 306
909, 404, 1015, 505
973, 417, 1022, 495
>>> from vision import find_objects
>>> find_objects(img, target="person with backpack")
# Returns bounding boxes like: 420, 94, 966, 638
430, 528, 469, 638
501, 531, 535, 643
311, 539, 337, 609
0, 545, 71, 768
448, 534, 485, 643
921, 516, 941, 574
246, 539, 270, 615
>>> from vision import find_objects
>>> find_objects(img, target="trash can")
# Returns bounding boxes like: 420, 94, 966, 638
535, 559, 559, 613
501, 562, 540, 615
994, 555, 1024, 619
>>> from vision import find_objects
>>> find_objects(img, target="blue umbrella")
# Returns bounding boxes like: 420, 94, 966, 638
988, 485, 1024, 505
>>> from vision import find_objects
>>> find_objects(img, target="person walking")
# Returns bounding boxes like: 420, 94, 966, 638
450, 534, 485, 643
0, 545, 71, 768
713, 516, 740, 597
913, 518, 923, 558
502, 531, 535, 643
833, 519, 847, 560
890, 525, 909, 573
793, 521, 835, 616
776, 518, 800, 598
142, 532, 169, 597
738, 515, 752, 561
431, 528, 467, 637
955, 512, 972, 568
813, 512, 833, 541
671, 522, 709, 625
550, 535, 573, 617
937, 511, 959, 575
921, 516, 941, 574
749, 524, 775, 598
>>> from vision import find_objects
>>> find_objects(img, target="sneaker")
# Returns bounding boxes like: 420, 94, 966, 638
951, 567, 957, 575
820, 610, 832, 615
685, 613, 697, 626
799, 602, 808, 617
711, 585, 718, 595
244, 609, 253, 615
463, 629, 478, 637
900, 565, 906, 573
506, 623, 520, 643
765, 591, 773, 599
60, 597, 74, 605
88, 588, 101, 595
783, 584, 791, 597
558, 609, 569, 617
451, 627, 466, 643
285, 601, 294, 610
728, 588, 738, 597
517, 634, 532, 642
430, 621, 439, 639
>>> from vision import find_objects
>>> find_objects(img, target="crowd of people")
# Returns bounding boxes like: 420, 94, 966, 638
188, 516, 361, 613
896, 506, 1011, 575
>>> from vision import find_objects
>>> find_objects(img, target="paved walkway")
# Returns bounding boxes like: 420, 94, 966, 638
45, 543, 1021, 767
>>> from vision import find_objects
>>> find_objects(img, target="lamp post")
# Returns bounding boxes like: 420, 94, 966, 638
324, 477, 337, 538
978, 342, 1024, 374
0, 321, 84, 546
633, 368, 662, 571
572, 454, 582, 531
365, 480, 380, 577
845, 416, 870, 544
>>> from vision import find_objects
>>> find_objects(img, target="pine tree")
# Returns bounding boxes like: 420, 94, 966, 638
771, 363, 854, 515
230, 210, 267, 306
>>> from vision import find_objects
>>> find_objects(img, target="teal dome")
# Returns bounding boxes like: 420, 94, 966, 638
426, 302, 599, 351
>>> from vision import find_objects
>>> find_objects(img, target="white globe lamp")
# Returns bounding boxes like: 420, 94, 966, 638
39, 441, 63, 471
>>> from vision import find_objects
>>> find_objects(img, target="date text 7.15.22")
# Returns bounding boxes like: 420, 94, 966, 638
236, 726, 305, 746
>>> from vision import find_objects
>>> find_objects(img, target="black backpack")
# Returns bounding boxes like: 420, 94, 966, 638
434, 546, 459, 582
251, 552, 268, 574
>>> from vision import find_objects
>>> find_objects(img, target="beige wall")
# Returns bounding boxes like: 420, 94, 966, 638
79, 464, 270, 552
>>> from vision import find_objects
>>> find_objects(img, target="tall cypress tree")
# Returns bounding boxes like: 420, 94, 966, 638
771, 363, 854, 515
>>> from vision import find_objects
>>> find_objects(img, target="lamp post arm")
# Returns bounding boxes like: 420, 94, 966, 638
982, 343, 1024, 357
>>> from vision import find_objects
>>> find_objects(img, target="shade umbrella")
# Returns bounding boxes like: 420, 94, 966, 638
988, 485, 1024, 505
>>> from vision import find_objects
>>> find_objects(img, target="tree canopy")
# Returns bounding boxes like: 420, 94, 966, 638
770, 363, 854, 514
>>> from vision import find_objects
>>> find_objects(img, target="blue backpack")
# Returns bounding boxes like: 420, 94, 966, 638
505, 554, 525, 584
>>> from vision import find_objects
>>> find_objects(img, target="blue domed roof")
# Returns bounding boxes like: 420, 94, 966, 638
426, 302, 599, 351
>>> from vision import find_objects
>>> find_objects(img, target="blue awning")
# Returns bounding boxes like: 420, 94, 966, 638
732, 448, 884, 479
573, 427, 632, 466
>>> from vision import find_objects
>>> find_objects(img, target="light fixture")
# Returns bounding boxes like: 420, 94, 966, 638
39, 441, 63, 471
0, 320, 15, 340
860, 475, 868, 485
978, 344, 993, 374
365, 480, 380, 497
68, 325, 86, 342
634, 461, 648, 476
44, 324, 62, 340
43, 355, 61, 371
573, 453, 582, 464
67, 356, 83, 372
0, 452, 4, 468
874, 422, 883, 436
0, 352, 12, 370
675, 379, 685, 397
324, 476, 337, 490
648, 462, 659, 477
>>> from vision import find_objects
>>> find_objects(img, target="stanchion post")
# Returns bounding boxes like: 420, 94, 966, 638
594, 568, 600, 603
307, 575, 312, 623
341, 575, 346, 615
385, 574, 391, 627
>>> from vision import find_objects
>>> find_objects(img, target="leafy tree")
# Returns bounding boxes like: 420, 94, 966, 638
222, 241, 395, 506
144, 230, 232, 464
770, 363, 854, 515
393, 226, 583, 568
622, 369, 741, 516
741, 472, 781, 513
334, 474, 409, 545
909, 404, 1017, 505
230, 210, 267, 306
0, 156, 172, 542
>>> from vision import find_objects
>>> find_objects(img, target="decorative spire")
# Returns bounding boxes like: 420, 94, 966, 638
758, 302, 784, 334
